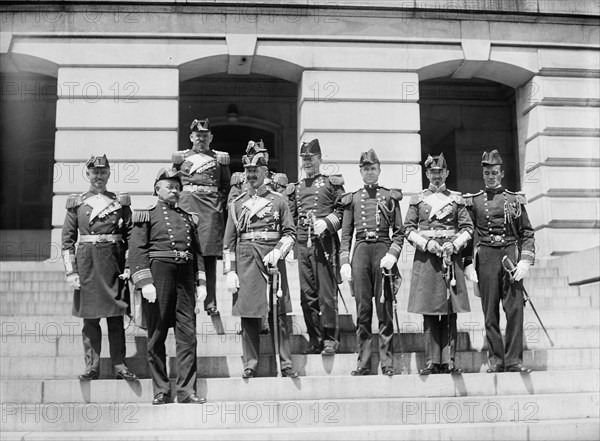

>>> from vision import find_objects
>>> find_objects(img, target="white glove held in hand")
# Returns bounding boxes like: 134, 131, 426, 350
141, 284, 157, 303
118, 268, 130, 280
313, 219, 327, 235
194, 285, 207, 314
263, 249, 282, 267
464, 264, 479, 283
340, 263, 352, 282
514, 260, 530, 282
442, 241, 455, 256
380, 253, 397, 270
226, 272, 240, 293
426, 240, 443, 256
67, 273, 81, 289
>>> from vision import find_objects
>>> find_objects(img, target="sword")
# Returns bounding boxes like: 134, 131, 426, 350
381, 268, 407, 375
267, 263, 283, 376
502, 256, 555, 347
441, 249, 457, 369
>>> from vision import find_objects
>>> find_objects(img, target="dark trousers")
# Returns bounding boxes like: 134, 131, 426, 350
423, 314, 457, 365
298, 239, 338, 346
82, 316, 126, 374
241, 315, 292, 372
145, 260, 197, 400
352, 242, 394, 370
202, 256, 217, 311
477, 244, 524, 369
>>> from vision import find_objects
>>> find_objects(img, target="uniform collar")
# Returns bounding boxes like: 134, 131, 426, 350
485, 185, 504, 194
247, 183, 269, 197
363, 183, 378, 190
158, 199, 178, 209
428, 183, 446, 193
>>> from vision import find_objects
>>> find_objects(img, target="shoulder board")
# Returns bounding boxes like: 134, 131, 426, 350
327, 174, 344, 186
340, 192, 353, 207
505, 190, 527, 205
271, 173, 289, 186
230, 172, 245, 186
463, 190, 484, 198
65, 193, 84, 209
389, 188, 403, 201
115, 192, 131, 206
132, 207, 154, 223
214, 150, 230, 165
449, 192, 465, 204
284, 183, 297, 196
172, 151, 187, 164
233, 191, 247, 203
409, 192, 424, 205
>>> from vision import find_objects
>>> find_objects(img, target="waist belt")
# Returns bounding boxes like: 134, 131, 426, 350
356, 230, 385, 242
183, 184, 218, 193
479, 236, 517, 245
240, 231, 281, 241
419, 229, 456, 238
79, 234, 122, 243
149, 250, 193, 261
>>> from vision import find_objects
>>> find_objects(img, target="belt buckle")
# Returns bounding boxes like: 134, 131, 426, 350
434, 230, 444, 238
97, 234, 108, 243
493, 235, 503, 243
366, 231, 377, 241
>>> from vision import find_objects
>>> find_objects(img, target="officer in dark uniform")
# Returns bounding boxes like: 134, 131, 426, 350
223, 150, 298, 379
286, 139, 345, 355
404, 154, 473, 375
339, 149, 404, 376
464, 149, 535, 373
61, 154, 137, 381
129, 168, 207, 405
173, 118, 231, 316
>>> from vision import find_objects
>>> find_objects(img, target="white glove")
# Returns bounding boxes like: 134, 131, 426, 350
426, 239, 443, 256
285, 249, 295, 262
313, 219, 327, 235
464, 264, 479, 283
340, 263, 352, 282
513, 260, 531, 282
66, 273, 81, 289
194, 285, 207, 314
442, 241, 455, 256
118, 268, 130, 280
141, 284, 157, 303
263, 248, 282, 267
226, 272, 240, 293
380, 253, 397, 270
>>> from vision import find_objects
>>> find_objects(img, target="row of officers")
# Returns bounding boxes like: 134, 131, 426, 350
62, 118, 535, 405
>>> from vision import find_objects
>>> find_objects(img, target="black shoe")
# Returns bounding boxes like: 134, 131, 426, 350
487, 365, 505, 373
115, 368, 137, 381
303, 344, 323, 355
242, 368, 257, 379
152, 392, 169, 405
178, 393, 206, 404
442, 363, 462, 375
206, 307, 220, 316
281, 367, 299, 378
382, 367, 394, 377
506, 365, 531, 373
351, 367, 371, 376
78, 370, 99, 381
321, 340, 339, 355
419, 364, 439, 375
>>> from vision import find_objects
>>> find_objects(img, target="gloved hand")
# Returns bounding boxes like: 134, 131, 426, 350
194, 285, 207, 314
442, 241, 455, 256
285, 249, 295, 262
118, 268, 130, 280
66, 273, 81, 289
340, 263, 352, 281
226, 272, 240, 293
313, 219, 327, 235
263, 248, 282, 267
141, 284, 157, 303
464, 264, 479, 283
380, 253, 397, 270
426, 239, 443, 256
513, 260, 531, 282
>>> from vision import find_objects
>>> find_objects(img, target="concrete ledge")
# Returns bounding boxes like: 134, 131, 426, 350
549, 246, 600, 285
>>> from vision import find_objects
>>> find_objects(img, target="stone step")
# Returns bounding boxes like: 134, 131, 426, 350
2, 419, 599, 441
2, 392, 598, 431
2, 369, 597, 404
2, 348, 597, 379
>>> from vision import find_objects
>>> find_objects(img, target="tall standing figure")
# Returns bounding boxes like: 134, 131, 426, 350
339, 149, 404, 376
404, 154, 473, 374
463, 149, 535, 373
61, 154, 137, 381
173, 118, 231, 316
286, 139, 345, 355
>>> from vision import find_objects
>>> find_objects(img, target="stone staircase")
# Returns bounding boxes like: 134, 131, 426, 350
1, 255, 599, 440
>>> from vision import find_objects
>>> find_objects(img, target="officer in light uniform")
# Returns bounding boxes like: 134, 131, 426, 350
463, 149, 535, 373
61, 154, 137, 382
339, 149, 404, 376
173, 118, 231, 316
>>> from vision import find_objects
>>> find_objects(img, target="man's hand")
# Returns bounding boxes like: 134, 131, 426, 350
263, 249, 282, 267
226, 272, 240, 293
464, 264, 479, 283
514, 260, 530, 282
340, 263, 352, 282
442, 241, 455, 256
380, 253, 397, 270
118, 268, 130, 280
426, 239, 443, 256
313, 219, 327, 236
141, 284, 157, 303
194, 285, 207, 314
66, 273, 81, 289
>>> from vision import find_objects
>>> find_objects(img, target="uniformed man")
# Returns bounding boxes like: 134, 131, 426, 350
404, 154, 473, 375
129, 168, 207, 405
223, 150, 298, 379
463, 149, 535, 373
173, 118, 231, 316
339, 149, 404, 376
286, 139, 345, 355
61, 154, 137, 382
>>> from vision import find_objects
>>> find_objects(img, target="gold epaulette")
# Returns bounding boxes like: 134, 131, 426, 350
215, 150, 230, 165
132, 205, 155, 223
65, 193, 84, 209
328, 174, 344, 186
448, 190, 465, 205
389, 188, 403, 201
506, 189, 527, 205
116, 192, 131, 206
172, 150, 188, 164
340, 192, 353, 207
271, 173, 289, 186
409, 192, 424, 205
284, 183, 297, 196
463, 190, 484, 207
230, 172, 245, 186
